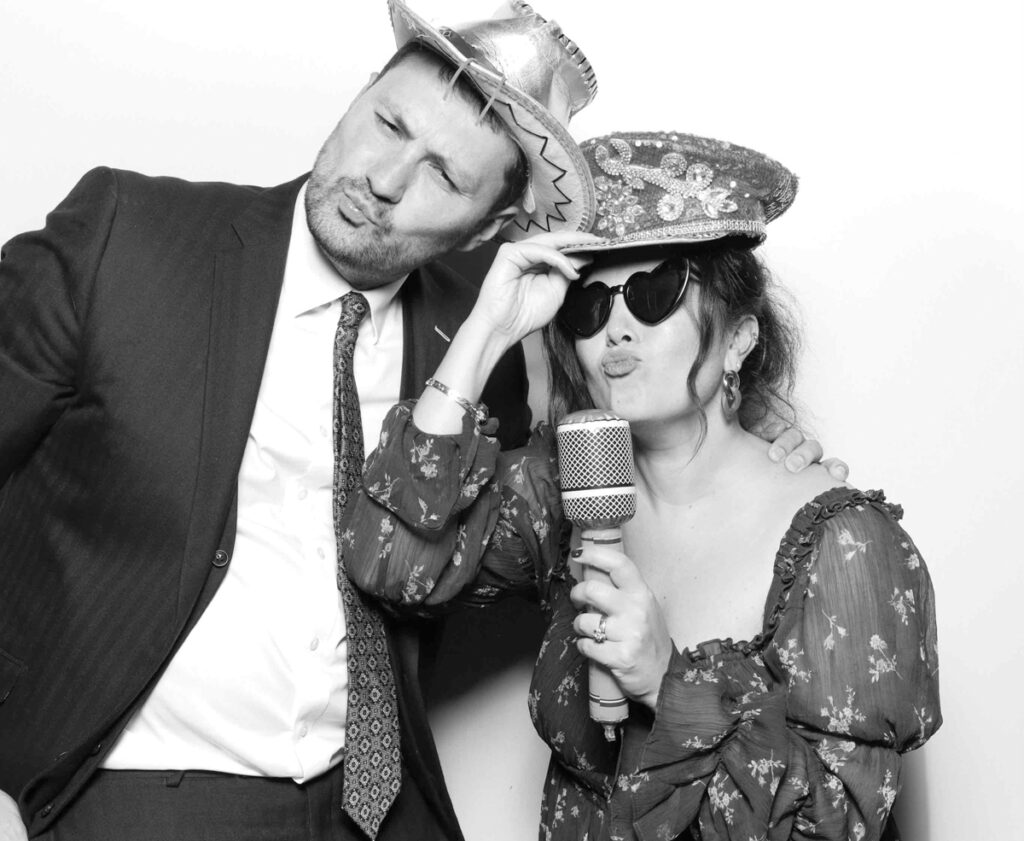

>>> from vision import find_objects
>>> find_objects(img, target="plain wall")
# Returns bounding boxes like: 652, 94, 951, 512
2, 1, 1020, 838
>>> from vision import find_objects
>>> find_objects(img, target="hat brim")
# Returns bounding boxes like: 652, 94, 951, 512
558, 221, 767, 254
390, 2, 595, 239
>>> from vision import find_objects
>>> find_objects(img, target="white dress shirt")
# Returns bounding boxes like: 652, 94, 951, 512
102, 184, 406, 781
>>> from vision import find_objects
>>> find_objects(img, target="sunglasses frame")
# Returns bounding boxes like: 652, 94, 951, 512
558, 257, 693, 339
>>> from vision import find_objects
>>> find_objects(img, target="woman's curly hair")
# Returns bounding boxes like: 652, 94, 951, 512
543, 239, 800, 442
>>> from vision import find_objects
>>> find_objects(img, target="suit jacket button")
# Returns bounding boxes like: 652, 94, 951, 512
212, 550, 229, 567
54, 751, 68, 762
40, 803, 53, 817
89, 742, 103, 755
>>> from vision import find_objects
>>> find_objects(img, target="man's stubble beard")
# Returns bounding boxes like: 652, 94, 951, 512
305, 173, 467, 289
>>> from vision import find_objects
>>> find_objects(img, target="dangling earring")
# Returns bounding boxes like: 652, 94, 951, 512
722, 370, 742, 419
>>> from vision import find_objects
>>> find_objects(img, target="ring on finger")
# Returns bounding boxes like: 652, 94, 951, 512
592, 615, 608, 644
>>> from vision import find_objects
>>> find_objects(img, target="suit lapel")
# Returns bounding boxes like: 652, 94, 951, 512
176, 175, 306, 624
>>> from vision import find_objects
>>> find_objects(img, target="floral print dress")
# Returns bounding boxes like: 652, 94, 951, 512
342, 404, 941, 841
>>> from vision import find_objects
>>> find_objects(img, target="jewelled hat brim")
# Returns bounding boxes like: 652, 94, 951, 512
558, 220, 767, 254
389, 1, 595, 238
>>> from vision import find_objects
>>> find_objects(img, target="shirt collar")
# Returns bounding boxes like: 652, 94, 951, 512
280, 183, 407, 342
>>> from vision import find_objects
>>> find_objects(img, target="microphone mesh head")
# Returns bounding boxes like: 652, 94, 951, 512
556, 410, 636, 528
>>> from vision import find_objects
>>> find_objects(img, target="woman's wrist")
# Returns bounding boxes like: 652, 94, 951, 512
423, 378, 488, 425
435, 315, 519, 396
456, 310, 522, 369
412, 315, 518, 434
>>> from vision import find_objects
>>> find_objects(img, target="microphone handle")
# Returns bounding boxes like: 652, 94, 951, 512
581, 526, 629, 741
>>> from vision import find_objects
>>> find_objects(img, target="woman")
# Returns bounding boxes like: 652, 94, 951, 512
342, 131, 940, 840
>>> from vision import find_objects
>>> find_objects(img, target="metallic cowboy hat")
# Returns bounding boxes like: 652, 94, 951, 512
388, 0, 598, 239
560, 131, 798, 253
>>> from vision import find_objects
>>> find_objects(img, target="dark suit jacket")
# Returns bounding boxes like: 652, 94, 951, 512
0, 168, 530, 838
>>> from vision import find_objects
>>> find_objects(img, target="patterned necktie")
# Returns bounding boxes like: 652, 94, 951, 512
332, 291, 401, 839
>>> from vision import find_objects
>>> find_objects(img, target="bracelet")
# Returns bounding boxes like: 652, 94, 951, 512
424, 377, 489, 425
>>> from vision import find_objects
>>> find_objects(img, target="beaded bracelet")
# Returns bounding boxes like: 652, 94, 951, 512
424, 377, 489, 425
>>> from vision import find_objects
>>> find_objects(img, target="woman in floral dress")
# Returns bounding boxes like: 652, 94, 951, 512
342, 132, 940, 840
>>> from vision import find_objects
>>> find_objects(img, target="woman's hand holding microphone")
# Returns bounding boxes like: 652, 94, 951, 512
571, 544, 674, 713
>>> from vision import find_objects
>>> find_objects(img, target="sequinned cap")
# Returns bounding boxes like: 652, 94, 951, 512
388, 0, 598, 239
561, 131, 797, 253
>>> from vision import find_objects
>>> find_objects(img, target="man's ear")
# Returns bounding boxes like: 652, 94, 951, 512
453, 205, 519, 253
724, 314, 760, 370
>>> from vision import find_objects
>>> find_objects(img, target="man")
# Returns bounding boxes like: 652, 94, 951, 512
0, 3, 604, 839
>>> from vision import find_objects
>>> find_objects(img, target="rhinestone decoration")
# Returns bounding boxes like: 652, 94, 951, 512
594, 137, 739, 225
572, 131, 798, 249
594, 176, 646, 237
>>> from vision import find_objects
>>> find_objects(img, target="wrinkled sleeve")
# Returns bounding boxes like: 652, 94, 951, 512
340, 400, 564, 616
0, 168, 116, 483
628, 499, 940, 841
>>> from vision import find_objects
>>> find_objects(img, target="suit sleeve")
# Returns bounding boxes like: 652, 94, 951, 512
0, 167, 119, 484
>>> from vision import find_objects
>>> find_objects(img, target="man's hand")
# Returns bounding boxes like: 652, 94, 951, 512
0, 790, 27, 841
763, 420, 849, 481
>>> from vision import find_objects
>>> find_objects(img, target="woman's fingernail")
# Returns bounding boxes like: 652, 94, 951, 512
768, 447, 783, 462
570, 548, 583, 558
786, 454, 806, 472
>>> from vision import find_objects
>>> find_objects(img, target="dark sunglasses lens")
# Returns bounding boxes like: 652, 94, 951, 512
624, 263, 684, 323
559, 281, 609, 337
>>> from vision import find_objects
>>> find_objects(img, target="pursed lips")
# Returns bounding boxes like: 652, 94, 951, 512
338, 186, 380, 227
600, 349, 640, 377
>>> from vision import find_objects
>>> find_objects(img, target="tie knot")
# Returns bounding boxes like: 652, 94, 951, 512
339, 291, 369, 331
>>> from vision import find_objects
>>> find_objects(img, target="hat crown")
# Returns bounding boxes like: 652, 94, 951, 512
576, 132, 797, 249
437, 1, 597, 123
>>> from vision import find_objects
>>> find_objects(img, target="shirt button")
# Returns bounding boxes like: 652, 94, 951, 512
317, 547, 326, 559
299, 725, 309, 738
212, 550, 230, 567
298, 488, 308, 500
310, 637, 320, 651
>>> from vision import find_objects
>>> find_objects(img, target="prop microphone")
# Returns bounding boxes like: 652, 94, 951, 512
555, 409, 636, 741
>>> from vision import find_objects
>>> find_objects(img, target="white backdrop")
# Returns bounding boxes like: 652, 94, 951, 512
2, 1, 1021, 838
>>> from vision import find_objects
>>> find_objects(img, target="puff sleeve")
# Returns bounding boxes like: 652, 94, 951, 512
340, 401, 564, 615
766, 496, 941, 838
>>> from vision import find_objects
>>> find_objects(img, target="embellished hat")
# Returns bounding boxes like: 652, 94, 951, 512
388, 0, 598, 239
561, 131, 798, 253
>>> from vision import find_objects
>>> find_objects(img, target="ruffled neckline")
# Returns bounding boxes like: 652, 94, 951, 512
681, 486, 898, 664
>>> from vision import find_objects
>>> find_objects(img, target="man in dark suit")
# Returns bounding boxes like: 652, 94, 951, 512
0, 2, 602, 839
